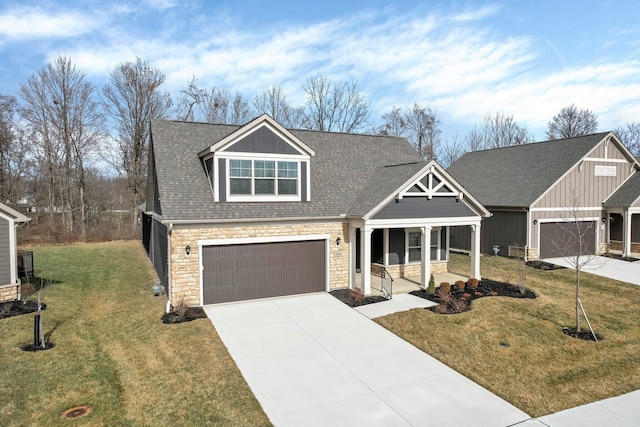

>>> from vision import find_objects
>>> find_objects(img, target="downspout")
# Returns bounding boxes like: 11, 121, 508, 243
166, 223, 173, 314
524, 207, 530, 262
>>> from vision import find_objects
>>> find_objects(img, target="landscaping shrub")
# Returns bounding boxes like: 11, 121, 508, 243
437, 282, 451, 298
468, 278, 479, 288
454, 280, 465, 290
427, 274, 436, 294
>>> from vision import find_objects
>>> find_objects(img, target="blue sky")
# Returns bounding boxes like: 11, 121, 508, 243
1, 0, 640, 143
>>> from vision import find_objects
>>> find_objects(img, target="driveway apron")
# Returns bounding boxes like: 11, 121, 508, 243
204, 293, 530, 426
542, 256, 640, 286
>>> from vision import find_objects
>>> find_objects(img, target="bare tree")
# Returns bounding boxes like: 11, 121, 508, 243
253, 85, 304, 128
20, 55, 102, 240
542, 194, 601, 340
378, 104, 440, 160
378, 106, 407, 136
102, 57, 172, 233
546, 104, 598, 140
440, 135, 466, 168
302, 76, 370, 133
614, 122, 640, 159
174, 76, 204, 122
0, 95, 28, 205
405, 103, 440, 160
464, 112, 533, 151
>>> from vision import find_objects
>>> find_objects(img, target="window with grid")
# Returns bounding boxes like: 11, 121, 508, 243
408, 231, 422, 262
229, 159, 299, 197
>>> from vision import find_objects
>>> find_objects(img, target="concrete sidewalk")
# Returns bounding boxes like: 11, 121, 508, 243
542, 255, 640, 285
205, 293, 530, 426
354, 293, 437, 319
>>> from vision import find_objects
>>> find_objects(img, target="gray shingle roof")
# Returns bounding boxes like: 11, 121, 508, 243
604, 172, 640, 207
447, 133, 610, 207
150, 119, 423, 221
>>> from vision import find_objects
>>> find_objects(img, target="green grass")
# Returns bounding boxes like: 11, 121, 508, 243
376, 253, 640, 417
0, 241, 270, 426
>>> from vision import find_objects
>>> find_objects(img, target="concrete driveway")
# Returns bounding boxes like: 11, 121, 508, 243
204, 293, 530, 426
542, 255, 640, 285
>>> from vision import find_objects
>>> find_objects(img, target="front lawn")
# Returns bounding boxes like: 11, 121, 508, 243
376, 253, 640, 417
0, 241, 269, 426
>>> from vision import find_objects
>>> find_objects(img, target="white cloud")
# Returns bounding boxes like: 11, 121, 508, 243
0, 7, 102, 39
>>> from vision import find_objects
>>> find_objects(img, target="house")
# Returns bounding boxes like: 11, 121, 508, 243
447, 132, 640, 260
604, 171, 640, 256
141, 114, 489, 306
0, 202, 29, 302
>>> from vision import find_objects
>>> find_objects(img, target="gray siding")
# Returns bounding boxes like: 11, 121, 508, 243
301, 162, 308, 201
450, 211, 527, 254
482, 211, 527, 254
153, 173, 162, 215
388, 229, 405, 265
218, 158, 226, 202
204, 158, 214, 191
0, 217, 10, 284
226, 126, 300, 155
373, 197, 475, 220
534, 141, 634, 209
151, 219, 168, 293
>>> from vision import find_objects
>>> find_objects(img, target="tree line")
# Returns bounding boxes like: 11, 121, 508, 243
2, 54, 639, 243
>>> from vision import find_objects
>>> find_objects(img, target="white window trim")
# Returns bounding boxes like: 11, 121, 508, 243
225, 157, 302, 202
405, 226, 442, 264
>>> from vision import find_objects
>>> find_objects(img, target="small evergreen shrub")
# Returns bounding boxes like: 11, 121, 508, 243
427, 274, 436, 294
468, 278, 479, 288
454, 280, 465, 290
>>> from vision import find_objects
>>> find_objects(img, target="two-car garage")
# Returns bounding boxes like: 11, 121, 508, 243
539, 221, 597, 259
201, 238, 327, 305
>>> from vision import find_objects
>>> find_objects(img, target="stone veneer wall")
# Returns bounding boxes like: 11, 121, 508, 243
169, 221, 350, 306
373, 261, 448, 279
0, 283, 19, 302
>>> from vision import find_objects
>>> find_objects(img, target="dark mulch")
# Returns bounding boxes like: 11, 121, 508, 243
20, 342, 56, 352
330, 288, 387, 307
562, 327, 602, 342
162, 307, 208, 324
0, 300, 45, 319
526, 260, 565, 270
410, 279, 536, 315
602, 253, 640, 262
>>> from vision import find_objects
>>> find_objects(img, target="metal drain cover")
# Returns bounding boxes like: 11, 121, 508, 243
61, 405, 92, 419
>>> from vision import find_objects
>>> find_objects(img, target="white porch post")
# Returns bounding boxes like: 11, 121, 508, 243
421, 226, 432, 286
470, 223, 481, 279
362, 225, 373, 295
623, 210, 632, 257
349, 226, 356, 289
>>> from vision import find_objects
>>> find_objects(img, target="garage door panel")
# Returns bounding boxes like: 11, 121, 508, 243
203, 240, 326, 304
540, 221, 596, 259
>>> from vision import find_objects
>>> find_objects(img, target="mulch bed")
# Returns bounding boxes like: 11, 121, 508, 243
562, 327, 601, 342
411, 279, 536, 315
330, 288, 387, 307
162, 307, 207, 324
602, 253, 640, 262
0, 300, 45, 319
526, 260, 565, 270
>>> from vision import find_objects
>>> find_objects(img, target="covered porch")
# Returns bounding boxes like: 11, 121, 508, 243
607, 209, 640, 258
349, 220, 482, 296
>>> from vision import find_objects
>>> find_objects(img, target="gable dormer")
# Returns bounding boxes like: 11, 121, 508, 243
199, 114, 314, 202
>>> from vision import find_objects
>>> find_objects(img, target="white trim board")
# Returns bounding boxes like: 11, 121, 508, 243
198, 233, 331, 247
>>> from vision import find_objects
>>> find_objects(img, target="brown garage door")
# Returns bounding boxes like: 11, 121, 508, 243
539, 221, 596, 259
202, 240, 326, 304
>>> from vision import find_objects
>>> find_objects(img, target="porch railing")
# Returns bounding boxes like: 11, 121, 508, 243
371, 264, 393, 300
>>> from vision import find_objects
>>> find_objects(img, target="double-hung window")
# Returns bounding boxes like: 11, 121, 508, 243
408, 231, 422, 262
229, 159, 299, 197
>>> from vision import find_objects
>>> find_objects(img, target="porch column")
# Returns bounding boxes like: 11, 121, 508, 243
421, 226, 432, 286
623, 210, 632, 257
362, 225, 373, 295
470, 223, 481, 279
349, 226, 357, 289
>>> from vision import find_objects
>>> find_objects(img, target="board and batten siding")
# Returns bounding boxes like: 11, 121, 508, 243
534, 142, 634, 210
373, 197, 475, 220
450, 211, 526, 254
0, 216, 10, 284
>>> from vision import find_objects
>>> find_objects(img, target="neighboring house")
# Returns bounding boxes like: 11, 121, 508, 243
448, 132, 640, 260
604, 171, 640, 256
0, 202, 29, 302
142, 114, 489, 306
